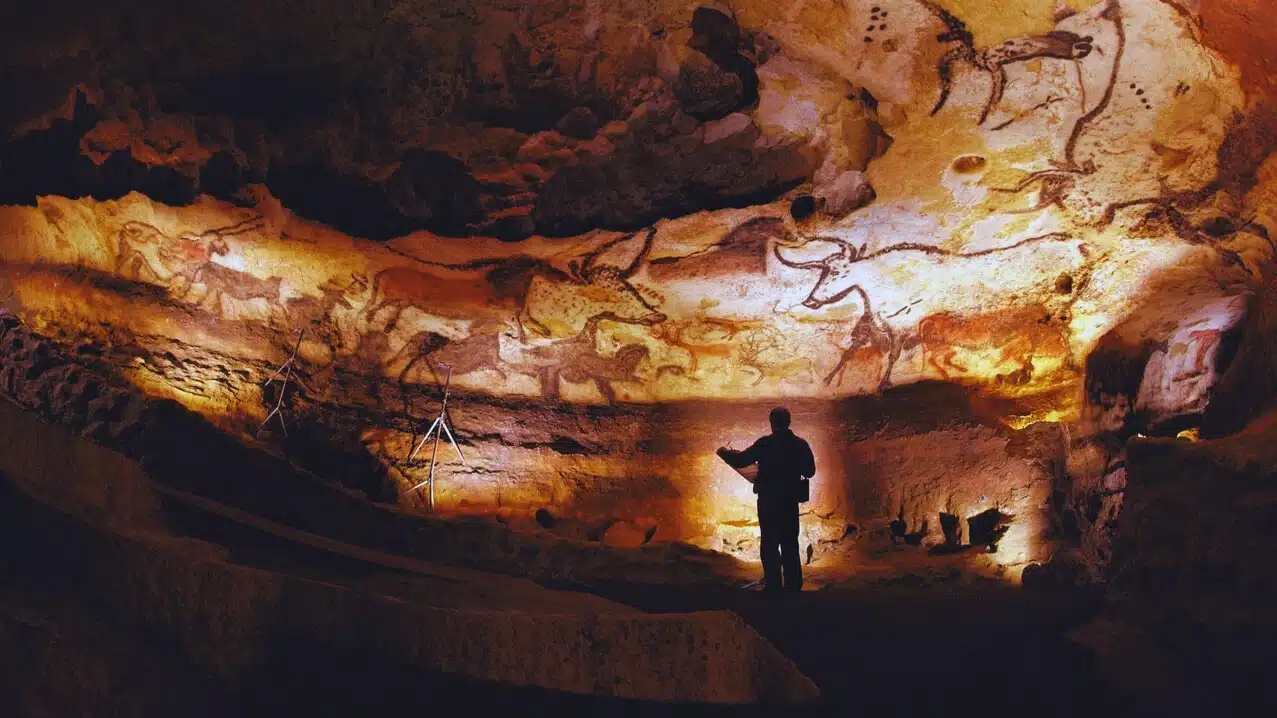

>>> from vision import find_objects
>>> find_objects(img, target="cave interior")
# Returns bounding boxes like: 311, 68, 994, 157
1, 0, 1276, 714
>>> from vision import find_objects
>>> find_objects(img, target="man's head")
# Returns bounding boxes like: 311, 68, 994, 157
769, 407, 792, 433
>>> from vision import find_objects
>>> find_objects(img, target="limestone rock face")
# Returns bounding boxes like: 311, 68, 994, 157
0, 0, 1274, 567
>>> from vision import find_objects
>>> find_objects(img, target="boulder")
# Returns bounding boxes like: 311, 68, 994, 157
815, 170, 875, 218
672, 50, 746, 121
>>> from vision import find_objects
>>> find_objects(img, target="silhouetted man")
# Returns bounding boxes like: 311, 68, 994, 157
717, 407, 815, 594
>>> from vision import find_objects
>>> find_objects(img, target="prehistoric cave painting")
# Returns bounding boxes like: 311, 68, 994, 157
990, 172, 1077, 216
364, 227, 665, 341
184, 261, 287, 323
1173, 327, 1223, 381
527, 313, 653, 403
1110, 199, 1258, 275
917, 305, 1069, 384
823, 289, 897, 392
361, 264, 506, 333
650, 316, 762, 378
392, 326, 508, 387
1062, 2, 1126, 173
773, 232, 1076, 310
284, 274, 370, 361
736, 330, 814, 387
114, 216, 266, 298
775, 233, 1082, 391
923, 1, 1095, 125
116, 221, 216, 288
861, 5, 893, 48
980, 2, 1130, 221
646, 217, 781, 280
518, 227, 666, 338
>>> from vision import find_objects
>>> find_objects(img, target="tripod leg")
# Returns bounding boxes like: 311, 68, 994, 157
406, 421, 441, 494
429, 419, 442, 512
438, 420, 467, 466
406, 416, 442, 464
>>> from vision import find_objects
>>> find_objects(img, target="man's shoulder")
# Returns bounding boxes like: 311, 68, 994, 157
768, 432, 811, 451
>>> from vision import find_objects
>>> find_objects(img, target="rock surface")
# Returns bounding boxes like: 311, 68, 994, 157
0, 397, 819, 704
0, 0, 1275, 573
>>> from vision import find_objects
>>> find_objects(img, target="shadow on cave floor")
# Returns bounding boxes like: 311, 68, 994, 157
555, 580, 1146, 717
0, 589, 784, 718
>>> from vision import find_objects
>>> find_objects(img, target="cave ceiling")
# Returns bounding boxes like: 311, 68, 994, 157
0, 0, 1274, 413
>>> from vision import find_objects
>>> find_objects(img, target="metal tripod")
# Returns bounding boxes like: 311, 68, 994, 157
260, 328, 304, 437
403, 364, 466, 511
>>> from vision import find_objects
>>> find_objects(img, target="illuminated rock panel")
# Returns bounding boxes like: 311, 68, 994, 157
0, 0, 1272, 567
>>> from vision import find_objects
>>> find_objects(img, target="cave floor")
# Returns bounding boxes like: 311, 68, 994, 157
0, 368, 1152, 715
155, 483, 1147, 717
3, 472, 1155, 717
563, 578, 1143, 717
1, 563, 1145, 718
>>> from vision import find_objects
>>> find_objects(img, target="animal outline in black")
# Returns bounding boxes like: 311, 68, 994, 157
360, 227, 665, 340
518, 226, 666, 339
924, 1, 1095, 125
185, 262, 287, 322
392, 325, 509, 387
284, 274, 370, 361
822, 288, 897, 392
115, 216, 263, 291
979, 1, 1131, 223
772, 232, 1075, 310
734, 329, 814, 387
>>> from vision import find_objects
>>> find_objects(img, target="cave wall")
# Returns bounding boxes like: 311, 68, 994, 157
1, 0, 1275, 565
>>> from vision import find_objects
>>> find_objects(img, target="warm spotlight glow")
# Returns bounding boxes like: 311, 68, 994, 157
1000, 409, 1073, 431
0, 0, 1264, 585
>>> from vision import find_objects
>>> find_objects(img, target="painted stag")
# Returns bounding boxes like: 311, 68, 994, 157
735, 330, 815, 387
924, 1, 1094, 124
651, 317, 762, 378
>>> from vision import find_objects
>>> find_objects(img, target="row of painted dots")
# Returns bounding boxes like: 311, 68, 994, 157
865, 5, 889, 43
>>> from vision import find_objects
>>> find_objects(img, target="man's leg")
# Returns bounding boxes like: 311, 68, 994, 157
757, 500, 782, 593
780, 500, 802, 593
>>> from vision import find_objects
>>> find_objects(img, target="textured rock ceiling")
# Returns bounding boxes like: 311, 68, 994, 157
0, 0, 1274, 559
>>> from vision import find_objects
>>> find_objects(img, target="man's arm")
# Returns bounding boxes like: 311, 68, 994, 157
718, 439, 763, 469
800, 440, 816, 479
